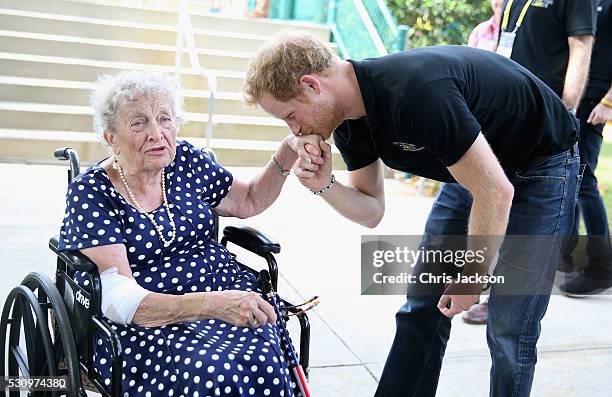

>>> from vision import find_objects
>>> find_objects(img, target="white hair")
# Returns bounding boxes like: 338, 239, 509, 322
90, 70, 184, 140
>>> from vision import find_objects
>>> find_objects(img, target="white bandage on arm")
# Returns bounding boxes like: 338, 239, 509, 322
99, 267, 151, 325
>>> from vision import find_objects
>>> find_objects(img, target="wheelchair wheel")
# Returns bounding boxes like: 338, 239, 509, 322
0, 272, 84, 396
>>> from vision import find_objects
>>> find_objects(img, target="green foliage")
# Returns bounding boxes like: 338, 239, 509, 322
387, 0, 493, 48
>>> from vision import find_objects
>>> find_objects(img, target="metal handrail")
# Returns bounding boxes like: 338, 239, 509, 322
326, 1, 350, 58
326, 0, 404, 58
374, 0, 398, 38
175, 0, 217, 147
352, 0, 387, 56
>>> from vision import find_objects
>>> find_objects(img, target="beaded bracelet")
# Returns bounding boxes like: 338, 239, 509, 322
310, 174, 335, 196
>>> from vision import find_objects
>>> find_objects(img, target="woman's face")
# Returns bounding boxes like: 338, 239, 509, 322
106, 92, 177, 174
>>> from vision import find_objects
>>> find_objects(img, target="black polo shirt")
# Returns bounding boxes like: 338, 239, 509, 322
333, 46, 579, 183
503, 0, 596, 97
584, 0, 612, 102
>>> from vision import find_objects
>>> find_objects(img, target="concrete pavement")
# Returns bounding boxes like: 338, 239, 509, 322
1, 161, 611, 397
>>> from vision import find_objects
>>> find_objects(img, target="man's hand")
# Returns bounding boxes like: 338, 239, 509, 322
294, 140, 333, 192
285, 134, 324, 165
587, 102, 612, 125
438, 279, 483, 317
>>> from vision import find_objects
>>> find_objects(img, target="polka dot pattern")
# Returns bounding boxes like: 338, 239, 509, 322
59, 141, 295, 396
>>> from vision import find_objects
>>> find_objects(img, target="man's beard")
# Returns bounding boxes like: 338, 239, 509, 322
310, 98, 345, 139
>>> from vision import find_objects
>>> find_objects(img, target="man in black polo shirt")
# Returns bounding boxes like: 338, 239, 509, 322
244, 33, 581, 396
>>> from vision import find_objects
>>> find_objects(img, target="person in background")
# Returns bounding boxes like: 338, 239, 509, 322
462, 0, 596, 324
249, 0, 270, 18
559, 0, 612, 296
468, 0, 504, 51
209, 0, 221, 13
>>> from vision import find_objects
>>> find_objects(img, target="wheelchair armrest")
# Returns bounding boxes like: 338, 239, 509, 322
49, 235, 97, 273
222, 225, 281, 255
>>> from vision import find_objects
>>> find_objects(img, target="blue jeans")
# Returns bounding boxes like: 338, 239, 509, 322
562, 103, 612, 278
375, 145, 580, 397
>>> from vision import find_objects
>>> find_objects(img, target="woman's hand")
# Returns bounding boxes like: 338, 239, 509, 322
285, 134, 325, 166
205, 290, 277, 328
294, 140, 334, 192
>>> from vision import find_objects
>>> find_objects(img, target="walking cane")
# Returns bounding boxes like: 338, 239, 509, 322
258, 270, 313, 397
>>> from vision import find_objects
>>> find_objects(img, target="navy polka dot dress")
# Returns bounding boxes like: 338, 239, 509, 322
59, 140, 295, 397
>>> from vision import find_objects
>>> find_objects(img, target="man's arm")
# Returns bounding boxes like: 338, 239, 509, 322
562, 35, 594, 109
294, 140, 385, 228
438, 133, 514, 317
322, 159, 385, 228
448, 133, 514, 236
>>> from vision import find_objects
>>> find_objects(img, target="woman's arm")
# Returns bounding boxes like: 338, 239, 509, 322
136, 289, 276, 328
81, 245, 276, 327
214, 134, 322, 218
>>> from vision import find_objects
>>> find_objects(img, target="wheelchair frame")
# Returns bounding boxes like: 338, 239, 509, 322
0, 147, 311, 397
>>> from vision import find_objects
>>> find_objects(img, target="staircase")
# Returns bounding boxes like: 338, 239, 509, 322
0, 0, 345, 168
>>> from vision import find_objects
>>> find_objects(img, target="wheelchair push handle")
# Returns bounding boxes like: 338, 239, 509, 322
54, 147, 81, 183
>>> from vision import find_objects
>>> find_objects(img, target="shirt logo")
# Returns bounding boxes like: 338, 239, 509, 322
393, 142, 425, 152
532, 0, 554, 8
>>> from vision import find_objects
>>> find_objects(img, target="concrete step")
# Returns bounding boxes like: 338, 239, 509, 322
0, 8, 274, 53
0, 129, 346, 170
0, 52, 246, 92
0, 0, 330, 40
0, 76, 268, 117
67, 0, 247, 16
0, 0, 336, 168
0, 101, 290, 141
0, 30, 253, 72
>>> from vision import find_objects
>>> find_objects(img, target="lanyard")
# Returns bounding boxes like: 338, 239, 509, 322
501, 0, 533, 32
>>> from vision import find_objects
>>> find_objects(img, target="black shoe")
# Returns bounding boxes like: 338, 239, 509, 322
559, 273, 612, 297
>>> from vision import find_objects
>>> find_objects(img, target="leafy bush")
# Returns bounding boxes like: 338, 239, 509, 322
387, 0, 493, 48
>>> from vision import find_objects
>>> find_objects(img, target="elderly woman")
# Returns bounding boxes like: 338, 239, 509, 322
58, 71, 318, 396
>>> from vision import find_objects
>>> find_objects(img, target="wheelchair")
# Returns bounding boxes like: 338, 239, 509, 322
0, 147, 312, 396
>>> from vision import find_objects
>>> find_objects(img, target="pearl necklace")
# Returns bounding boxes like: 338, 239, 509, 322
113, 158, 176, 247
